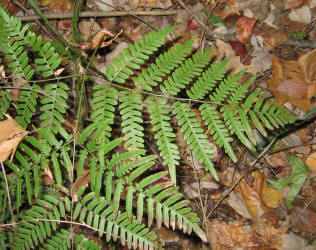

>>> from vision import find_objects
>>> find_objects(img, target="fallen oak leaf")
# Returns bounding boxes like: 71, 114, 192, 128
0, 114, 28, 163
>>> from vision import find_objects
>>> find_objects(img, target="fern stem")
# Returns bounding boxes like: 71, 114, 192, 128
0, 162, 15, 225
72, 0, 84, 43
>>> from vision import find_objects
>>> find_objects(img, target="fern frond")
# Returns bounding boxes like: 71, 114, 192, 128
222, 106, 255, 151
200, 103, 236, 162
119, 91, 145, 151
75, 234, 101, 250
38, 82, 71, 147
187, 59, 228, 99
106, 26, 176, 84
172, 101, 217, 180
147, 96, 180, 184
73, 192, 159, 249
16, 84, 40, 128
133, 38, 194, 91
83, 85, 118, 151
0, 6, 61, 79
0, 90, 12, 120
160, 47, 213, 95
210, 70, 245, 104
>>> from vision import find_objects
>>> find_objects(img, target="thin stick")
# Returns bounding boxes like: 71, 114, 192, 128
207, 138, 277, 219
11, 0, 55, 39
0, 162, 15, 225
19, 10, 178, 21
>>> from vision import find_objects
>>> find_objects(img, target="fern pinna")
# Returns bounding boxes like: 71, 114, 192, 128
0, 4, 296, 249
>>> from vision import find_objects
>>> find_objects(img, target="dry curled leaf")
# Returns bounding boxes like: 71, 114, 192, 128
237, 171, 282, 217
261, 224, 287, 250
208, 219, 259, 248
268, 49, 316, 111
306, 152, 316, 172
236, 17, 257, 44
0, 114, 28, 162
263, 27, 288, 50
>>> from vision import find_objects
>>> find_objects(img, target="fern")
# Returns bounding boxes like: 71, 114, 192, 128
0, 5, 298, 249
0, 90, 12, 119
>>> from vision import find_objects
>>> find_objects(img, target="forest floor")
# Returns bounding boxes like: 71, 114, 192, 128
1, 0, 316, 249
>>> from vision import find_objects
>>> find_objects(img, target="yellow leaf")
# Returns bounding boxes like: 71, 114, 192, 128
306, 152, 316, 173
0, 114, 28, 162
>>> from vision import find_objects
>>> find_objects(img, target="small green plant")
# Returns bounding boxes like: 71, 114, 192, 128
0, 4, 297, 249
289, 30, 306, 40
268, 154, 311, 209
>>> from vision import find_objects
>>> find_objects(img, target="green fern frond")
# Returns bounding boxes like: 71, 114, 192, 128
0, 89, 12, 120
16, 84, 40, 128
38, 82, 71, 147
0, 6, 61, 79
147, 96, 180, 184
85, 85, 118, 150
173, 101, 217, 180
133, 38, 194, 91
187, 59, 228, 99
106, 26, 176, 84
200, 103, 236, 162
222, 106, 255, 151
210, 70, 244, 104
73, 192, 160, 249
119, 91, 145, 151
160, 47, 213, 95
75, 234, 101, 250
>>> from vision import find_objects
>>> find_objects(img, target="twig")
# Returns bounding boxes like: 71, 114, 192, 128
175, 0, 205, 27
19, 10, 178, 21
207, 138, 277, 219
0, 162, 15, 225
11, 0, 55, 40
94, 0, 158, 31
199, 0, 219, 51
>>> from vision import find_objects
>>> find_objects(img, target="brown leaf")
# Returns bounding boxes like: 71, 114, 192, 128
284, 0, 307, 9
261, 224, 287, 250
208, 219, 259, 248
236, 17, 257, 44
238, 171, 282, 217
297, 48, 316, 84
306, 152, 316, 172
237, 171, 263, 217
40, 0, 73, 13
263, 28, 288, 50
0, 114, 28, 162
261, 177, 282, 208
275, 79, 316, 100
290, 206, 316, 233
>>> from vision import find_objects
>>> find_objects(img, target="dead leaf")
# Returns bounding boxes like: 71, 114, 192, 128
288, 5, 312, 24
261, 224, 287, 250
236, 17, 257, 44
268, 50, 316, 111
0, 114, 28, 162
237, 171, 282, 217
306, 152, 316, 172
284, 0, 307, 9
208, 219, 259, 248
71, 169, 90, 200
290, 206, 316, 233
275, 79, 316, 101
261, 177, 282, 208
263, 27, 288, 50
227, 191, 253, 218
237, 171, 264, 217
216, 39, 261, 75
40, 0, 73, 13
